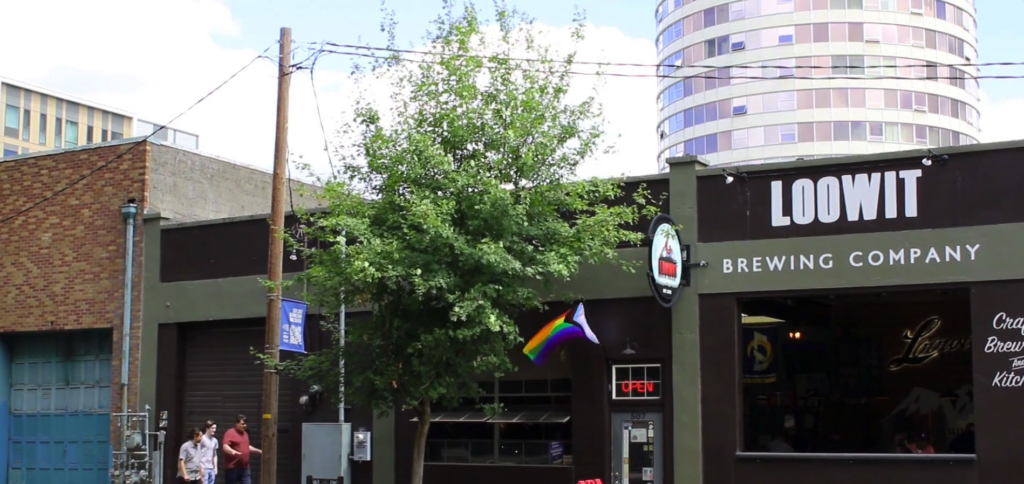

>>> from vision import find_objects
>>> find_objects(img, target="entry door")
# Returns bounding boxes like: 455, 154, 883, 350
611, 412, 662, 484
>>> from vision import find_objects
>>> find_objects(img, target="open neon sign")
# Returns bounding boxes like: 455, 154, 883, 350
612, 364, 663, 399
621, 381, 657, 394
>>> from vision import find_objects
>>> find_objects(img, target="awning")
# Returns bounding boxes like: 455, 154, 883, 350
410, 411, 491, 422
410, 410, 571, 423
490, 411, 571, 424
540, 412, 571, 423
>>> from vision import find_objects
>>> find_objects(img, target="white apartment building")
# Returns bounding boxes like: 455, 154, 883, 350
655, 0, 980, 170
1, 76, 199, 159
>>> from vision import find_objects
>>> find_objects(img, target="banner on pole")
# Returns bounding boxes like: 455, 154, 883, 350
281, 298, 308, 353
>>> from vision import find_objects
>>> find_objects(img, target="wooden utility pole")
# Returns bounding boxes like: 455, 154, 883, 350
262, 26, 291, 484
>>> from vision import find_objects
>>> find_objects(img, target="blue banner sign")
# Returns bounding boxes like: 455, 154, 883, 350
281, 299, 308, 353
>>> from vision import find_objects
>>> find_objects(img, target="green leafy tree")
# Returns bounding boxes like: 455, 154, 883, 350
275, 3, 656, 483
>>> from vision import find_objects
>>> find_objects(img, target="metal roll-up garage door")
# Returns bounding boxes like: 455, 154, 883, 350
181, 324, 299, 484
8, 330, 112, 484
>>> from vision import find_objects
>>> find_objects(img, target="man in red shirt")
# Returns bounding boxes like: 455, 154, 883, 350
222, 414, 263, 484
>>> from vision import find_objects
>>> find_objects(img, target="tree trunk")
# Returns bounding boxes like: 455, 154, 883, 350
410, 399, 431, 484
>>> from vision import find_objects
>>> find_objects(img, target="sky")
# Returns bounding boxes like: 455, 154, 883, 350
0, 0, 1020, 180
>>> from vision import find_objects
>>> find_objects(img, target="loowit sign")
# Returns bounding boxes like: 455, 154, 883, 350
771, 169, 922, 227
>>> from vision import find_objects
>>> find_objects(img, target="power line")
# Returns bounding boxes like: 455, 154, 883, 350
307, 42, 337, 179
316, 48, 1024, 81
0, 44, 275, 227
318, 41, 1024, 72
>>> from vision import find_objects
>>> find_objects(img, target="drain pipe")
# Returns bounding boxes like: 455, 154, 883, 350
120, 199, 139, 414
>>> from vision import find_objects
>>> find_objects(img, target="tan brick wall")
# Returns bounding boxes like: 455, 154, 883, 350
0, 142, 150, 441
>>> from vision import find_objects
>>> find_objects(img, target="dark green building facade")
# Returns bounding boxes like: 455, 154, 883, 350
140, 140, 1024, 484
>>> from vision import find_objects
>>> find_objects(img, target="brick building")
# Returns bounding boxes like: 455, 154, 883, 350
0, 138, 317, 484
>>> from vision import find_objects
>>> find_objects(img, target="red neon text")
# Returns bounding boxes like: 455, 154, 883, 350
577, 480, 604, 484
621, 381, 656, 393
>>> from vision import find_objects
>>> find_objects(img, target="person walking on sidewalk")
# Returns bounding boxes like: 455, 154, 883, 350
178, 428, 204, 484
199, 420, 219, 484
222, 414, 263, 484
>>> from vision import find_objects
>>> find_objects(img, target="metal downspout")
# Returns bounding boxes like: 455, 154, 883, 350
120, 199, 139, 413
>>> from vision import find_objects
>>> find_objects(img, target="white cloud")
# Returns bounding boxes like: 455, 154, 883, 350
0, 1, 659, 179
306, 22, 661, 180
978, 90, 1024, 144
0, 0, 276, 173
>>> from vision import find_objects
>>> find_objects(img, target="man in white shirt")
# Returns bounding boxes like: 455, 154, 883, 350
200, 420, 219, 484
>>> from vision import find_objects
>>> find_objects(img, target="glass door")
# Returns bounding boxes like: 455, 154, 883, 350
610, 412, 662, 484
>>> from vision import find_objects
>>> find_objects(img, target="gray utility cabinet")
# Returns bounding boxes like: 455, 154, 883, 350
302, 423, 352, 484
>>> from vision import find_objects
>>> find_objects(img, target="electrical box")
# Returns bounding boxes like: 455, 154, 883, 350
302, 423, 351, 484
352, 431, 372, 461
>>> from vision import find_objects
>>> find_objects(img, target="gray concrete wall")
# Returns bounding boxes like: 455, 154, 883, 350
148, 141, 321, 222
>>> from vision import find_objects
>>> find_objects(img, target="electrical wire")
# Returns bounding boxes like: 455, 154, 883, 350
316, 48, 1024, 81
0, 44, 276, 227
307, 42, 338, 179
291, 41, 327, 71
318, 41, 1024, 72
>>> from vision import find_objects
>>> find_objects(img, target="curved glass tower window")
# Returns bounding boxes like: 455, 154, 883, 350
655, 0, 980, 170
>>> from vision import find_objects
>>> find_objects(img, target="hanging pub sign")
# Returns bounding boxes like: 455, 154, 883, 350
742, 322, 779, 383
280, 298, 308, 353
647, 214, 689, 308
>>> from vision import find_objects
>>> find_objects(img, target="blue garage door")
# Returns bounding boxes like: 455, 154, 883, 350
8, 331, 112, 484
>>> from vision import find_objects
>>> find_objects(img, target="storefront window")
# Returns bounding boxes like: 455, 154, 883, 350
739, 288, 975, 455
425, 378, 572, 465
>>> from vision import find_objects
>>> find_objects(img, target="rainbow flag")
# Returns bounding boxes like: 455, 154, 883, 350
523, 303, 600, 364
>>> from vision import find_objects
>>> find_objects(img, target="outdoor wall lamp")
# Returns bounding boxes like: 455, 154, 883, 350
299, 384, 323, 412
622, 339, 638, 355
723, 170, 747, 184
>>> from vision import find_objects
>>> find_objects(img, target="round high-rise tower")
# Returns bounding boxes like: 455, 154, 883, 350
655, 0, 980, 170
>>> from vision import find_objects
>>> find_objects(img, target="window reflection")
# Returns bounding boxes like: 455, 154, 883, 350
424, 378, 573, 466
739, 290, 974, 455
662, 86, 980, 138
662, 21, 974, 64
660, 55, 978, 109
662, 121, 977, 159
657, 0, 976, 46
